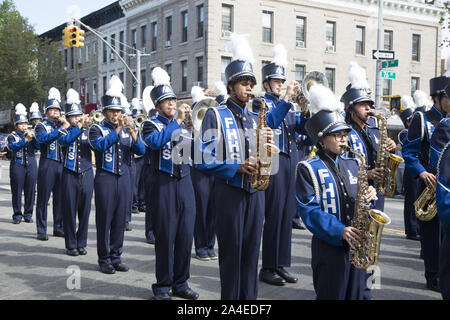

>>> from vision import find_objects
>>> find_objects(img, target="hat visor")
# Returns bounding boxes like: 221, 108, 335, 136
228, 71, 257, 84
352, 96, 374, 106
325, 122, 352, 136
66, 111, 83, 117
102, 105, 123, 111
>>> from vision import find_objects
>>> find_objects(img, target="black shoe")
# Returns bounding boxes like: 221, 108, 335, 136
208, 252, 218, 260
77, 248, 87, 255
112, 263, 129, 272
66, 248, 79, 256
420, 250, 424, 260
125, 222, 132, 231
195, 253, 210, 261
426, 279, 440, 293
146, 232, 155, 244
275, 267, 298, 283
259, 268, 286, 286
292, 221, 305, 230
406, 234, 420, 241
53, 230, 65, 237
172, 288, 199, 300
132, 207, 138, 214
138, 206, 146, 213
153, 292, 172, 300
12, 220, 21, 224
100, 264, 116, 274
24, 219, 33, 223
37, 233, 49, 241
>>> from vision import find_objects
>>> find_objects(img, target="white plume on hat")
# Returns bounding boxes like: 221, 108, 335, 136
66, 88, 80, 105
48, 87, 61, 102
191, 86, 205, 104
348, 61, 370, 90
106, 75, 124, 98
225, 33, 255, 64
15, 103, 27, 116
309, 84, 341, 115
152, 67, 171, 87
120, 93, 130, 110
401, 95, 416, 110
214, 81, 227, 96
335, 95, 345, 113
413, 90, 432, 108
131, 98, 142, 110
444, 55, 450, 77
272, 44, 288, 68
30, 102, 40, 113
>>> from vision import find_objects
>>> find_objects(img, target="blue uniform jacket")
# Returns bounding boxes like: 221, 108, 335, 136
429, 117, 450, 173
88, 120, 145, 175
347, 121, 380, 170
402, 106, 443, 178
296, 153, 359, 247
58, 125, 93, 174
140, 114, 192, 179
437, 141, 450, 229
7, 132, 40, 166
35, 120, 66, 162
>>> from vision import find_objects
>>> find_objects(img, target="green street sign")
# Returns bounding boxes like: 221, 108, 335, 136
381, 59, 399, 69
381, 71, 396, 79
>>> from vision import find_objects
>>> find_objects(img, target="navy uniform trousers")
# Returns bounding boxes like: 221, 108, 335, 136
150, 170, 196, 295
133, 156, 145, 211
214, 180, 265, 300
36, 159, 64, 235
441, 227, 450, 300
61, 168, 94, 249
95, 168, 131, 266
126, 158, 136, 224
143, 162, 154, 241
10, 161, 38, 222
191, 166, 216, 257
402, 167, 421, 237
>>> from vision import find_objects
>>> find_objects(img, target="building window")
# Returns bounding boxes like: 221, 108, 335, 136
181, 11, 188, 43
85, 80, 90, 104
86, 44, 90, 62
93, 79, 97, 103
132, 72, 137, 98
110, 34, 116, 61
103, 76, 107, 96
326, 21, 336, 52
221, 56, 232, 83
103, 37, 107, 63
412, 34, 421, 62
197, 4, 204, 38
131, 29, 137, 50
411, 77, 420, 96
141, 25, 147, 48
222, 5, 233, 36
141, 70, 147, 89
78, 47, 83, 64
325, 68, 335, 92
383, 79, 392, 99
181, 60, 188, 92
70, 47, 74, 69
119, 31, 124, 58
165, 63, 172, 80
119, 72, 124, 85
151, 22, 158, 51
93, 42, 97, 56
296, 17, 306, 48
64, 49, 68, 67
166, 16, 172, 44
384, 30, 393, 50
262, 11, 273, 43
356, 26, 365, 55
295, 65, 306, 83
197, 56, 204, 84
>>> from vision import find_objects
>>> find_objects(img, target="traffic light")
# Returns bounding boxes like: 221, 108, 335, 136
390, 95, 402, 113
74, 27, 85, 48
62, 26, 71, 47
69, 25, 77, 47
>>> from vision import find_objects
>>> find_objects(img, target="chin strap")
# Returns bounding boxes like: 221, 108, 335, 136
231, 86, 246, 106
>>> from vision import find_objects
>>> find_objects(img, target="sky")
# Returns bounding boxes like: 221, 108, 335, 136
13, 0, 116, 35
10, 0, 450, 59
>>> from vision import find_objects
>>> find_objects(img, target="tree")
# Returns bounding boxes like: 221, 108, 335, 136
0, 0, 66, 110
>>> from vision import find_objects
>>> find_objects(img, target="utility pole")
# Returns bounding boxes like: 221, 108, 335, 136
375, 0, 383, 109
129, 50, 151, 99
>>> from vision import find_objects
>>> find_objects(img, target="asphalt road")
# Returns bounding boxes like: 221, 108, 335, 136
0, 159, 442, 300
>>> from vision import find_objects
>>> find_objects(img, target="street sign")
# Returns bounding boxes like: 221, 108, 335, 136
381, 71, 396, 79
381, 59, 399, 69
372, 49, 395, 60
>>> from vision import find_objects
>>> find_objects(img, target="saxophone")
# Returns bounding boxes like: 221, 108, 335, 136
249, 97, 280, 191
369, 112, 404, 197
346, 146, 391, 270
414, 186, 437, 221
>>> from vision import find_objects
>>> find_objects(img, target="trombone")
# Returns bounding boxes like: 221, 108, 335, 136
290, 71, 328, 113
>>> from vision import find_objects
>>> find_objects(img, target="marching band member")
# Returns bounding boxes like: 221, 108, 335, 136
29, 102, 43, 127
140, 67, 198, 300
402, 70, 448, 292
398, 96, 420, 241
296, 84, 378, 300
196, 33, 274, 300
414, 90, 433, 114
341, 62, 396, 212
253, 44, 305, 286
58, 89, 94, 256
131, 98, 146, 214
190, 86, 217, 261
89, 76, 145, 274
35, 87, 69, 241
7, 104, 39, 224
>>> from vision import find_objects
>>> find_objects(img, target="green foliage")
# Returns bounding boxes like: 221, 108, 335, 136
0, 0, 66, 110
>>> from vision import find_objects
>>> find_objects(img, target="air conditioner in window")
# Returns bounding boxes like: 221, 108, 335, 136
296, 40, 305, 48
221, 30, 231, 38
165, 40, 172, 47
193, 81, 203, 87
110, 53, 115, 60
77, 59, 82, 65
326, 44, 335, 52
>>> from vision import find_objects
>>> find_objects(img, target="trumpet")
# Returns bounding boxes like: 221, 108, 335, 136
290, 71, 328, 113
24, 125, 35, 138
89, 111, 104, 125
